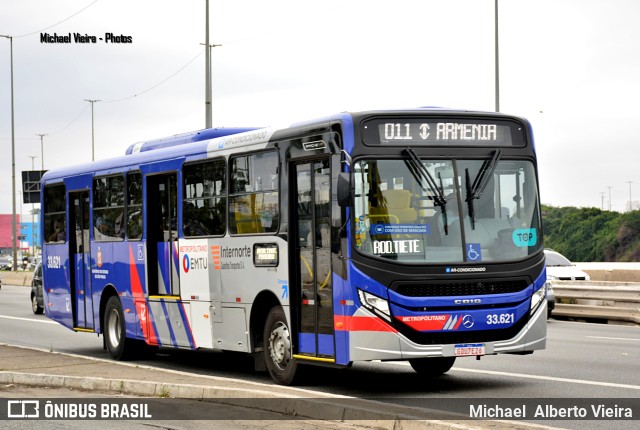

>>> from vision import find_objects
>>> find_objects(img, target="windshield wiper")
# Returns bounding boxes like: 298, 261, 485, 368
403, 149, 449, 233
465, 149, 502, 229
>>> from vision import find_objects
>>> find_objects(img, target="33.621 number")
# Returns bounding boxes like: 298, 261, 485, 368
486, 313, 514, 325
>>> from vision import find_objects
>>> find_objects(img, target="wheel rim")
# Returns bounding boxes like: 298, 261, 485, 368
107, 308, 121, 349
268, 321, 291, 370
31, 295, 38, 312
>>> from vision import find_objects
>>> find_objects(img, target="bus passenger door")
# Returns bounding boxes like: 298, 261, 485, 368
70, 191, 93, 329
147, 173, 180, 297
293, 160, 335, 360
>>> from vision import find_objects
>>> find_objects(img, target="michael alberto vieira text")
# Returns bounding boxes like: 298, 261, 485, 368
40, 32, 132, 43
470, 403, 633, 419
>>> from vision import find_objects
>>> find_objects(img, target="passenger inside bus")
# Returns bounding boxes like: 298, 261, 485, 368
48, 220, 65, 242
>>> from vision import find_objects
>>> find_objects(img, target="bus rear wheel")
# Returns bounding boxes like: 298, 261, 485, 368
104, 296, 134, 360
263, 306, 298, 385
409, 357, 456, 377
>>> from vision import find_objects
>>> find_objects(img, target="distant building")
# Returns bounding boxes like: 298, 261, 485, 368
0, 214, 22, 255
20, 219, 42, 254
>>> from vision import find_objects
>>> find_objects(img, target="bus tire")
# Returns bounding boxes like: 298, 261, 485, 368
263, 306, 297, 385
409, 357, 456, 376
104, 296, 134, 360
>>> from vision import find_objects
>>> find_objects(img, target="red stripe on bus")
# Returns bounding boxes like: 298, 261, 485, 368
130, 246, 159, 345
395, 315, 450, 331
334, 315, 397, 332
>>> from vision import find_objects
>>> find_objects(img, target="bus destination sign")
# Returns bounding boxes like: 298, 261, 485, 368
363, 119, 522, 147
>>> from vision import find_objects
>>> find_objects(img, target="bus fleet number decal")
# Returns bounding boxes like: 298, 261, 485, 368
47, 255, 62, 269
486, 313, 514, 325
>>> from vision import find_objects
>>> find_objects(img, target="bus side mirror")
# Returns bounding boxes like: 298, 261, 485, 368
337, 172, 351, 207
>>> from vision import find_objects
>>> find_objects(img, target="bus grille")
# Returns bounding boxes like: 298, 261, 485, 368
395, 313, 530, 345
393, 279, 529, 297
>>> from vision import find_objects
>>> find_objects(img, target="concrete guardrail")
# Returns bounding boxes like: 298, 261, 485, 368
1, 271, 34, 286
552, 281, 640, 325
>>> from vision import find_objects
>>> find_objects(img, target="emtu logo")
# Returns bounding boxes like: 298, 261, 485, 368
182, 254, 190, 273
211, 246, 221, 270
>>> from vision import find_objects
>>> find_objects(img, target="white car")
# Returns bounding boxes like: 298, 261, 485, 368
544, 249, 591, 281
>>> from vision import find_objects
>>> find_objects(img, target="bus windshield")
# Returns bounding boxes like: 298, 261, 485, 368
353, 157, 541, 263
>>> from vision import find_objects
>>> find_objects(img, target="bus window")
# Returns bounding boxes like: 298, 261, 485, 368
229, 152, 279, 234
93, 175, 125, 241
183, 159, 226, 237
44, 184, 66, 243
126, 171, 143, 240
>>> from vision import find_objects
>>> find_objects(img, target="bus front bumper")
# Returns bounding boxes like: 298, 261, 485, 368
345, 300, 547, 362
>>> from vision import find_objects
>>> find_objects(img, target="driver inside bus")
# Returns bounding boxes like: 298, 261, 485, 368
48, 220, 65, 242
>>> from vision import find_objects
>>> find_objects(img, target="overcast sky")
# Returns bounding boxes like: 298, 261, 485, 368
1, 0, 640, 216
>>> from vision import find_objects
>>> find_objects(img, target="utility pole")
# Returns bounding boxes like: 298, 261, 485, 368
202, 41, 221, 128
494, 0, 500, 112
627, 181, 634, 212
205, 0, 211, 128
1, 34, 18, 271
203, 0, 222, 128
36, 133, 47, 170
607, 186, 612, 211
84, 99, 100, 161
600, 192, 605, 210
28, 156, 37, 258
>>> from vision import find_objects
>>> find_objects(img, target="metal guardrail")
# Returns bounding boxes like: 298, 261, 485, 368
551, 281, 640, 325
4, 271, 640, 325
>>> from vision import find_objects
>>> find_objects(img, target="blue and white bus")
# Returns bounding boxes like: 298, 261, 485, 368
41, 108, 546, 385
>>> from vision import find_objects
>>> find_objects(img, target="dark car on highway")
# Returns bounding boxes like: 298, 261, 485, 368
31, 262, 44, 314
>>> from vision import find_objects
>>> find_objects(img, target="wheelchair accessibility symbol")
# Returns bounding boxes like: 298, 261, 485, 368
466, 243, 482, 262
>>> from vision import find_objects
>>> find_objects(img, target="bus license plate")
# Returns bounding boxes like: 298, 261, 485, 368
454, 343, 485, 357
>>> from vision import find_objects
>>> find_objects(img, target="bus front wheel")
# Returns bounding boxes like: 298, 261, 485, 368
409, 357, 456, 377
104, 296, 134, 360
263, 306, 298, 385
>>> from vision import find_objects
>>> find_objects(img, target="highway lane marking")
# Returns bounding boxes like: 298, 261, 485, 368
587, 335, 640, 342
391, 360, 640, 390
450, 367, 640, 390
0, 342, 350, 399
0, 315, 58, 325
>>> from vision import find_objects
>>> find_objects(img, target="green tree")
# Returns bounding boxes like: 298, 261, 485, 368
542, 205, 622, 262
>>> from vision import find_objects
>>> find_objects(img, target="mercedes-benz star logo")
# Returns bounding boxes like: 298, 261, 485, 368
462, 314, 475, 329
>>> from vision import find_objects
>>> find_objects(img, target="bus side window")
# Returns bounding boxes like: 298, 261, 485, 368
183, 159, 226, 237
126, 171, 143, 240
44, 184, 67, 244
93, 175, 125, 242
229, 152, 278, 235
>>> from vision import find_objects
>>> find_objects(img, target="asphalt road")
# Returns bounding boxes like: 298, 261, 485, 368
1, 283, 639, 429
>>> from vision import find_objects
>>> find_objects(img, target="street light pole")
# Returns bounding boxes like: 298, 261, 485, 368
205, 0, 211, 128
28, 156, 37, 258
494, 0, 500, 112
36, 133, 47, 170
1, 34, 18, 271
84, 99, 100, 161
201, 41, 221, 129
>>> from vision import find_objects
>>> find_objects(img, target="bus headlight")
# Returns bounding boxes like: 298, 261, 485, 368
358, 290, 391, 321
530, 283, 547, 315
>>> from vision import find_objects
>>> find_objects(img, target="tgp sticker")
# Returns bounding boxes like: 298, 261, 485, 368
513, 228, 537, 247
